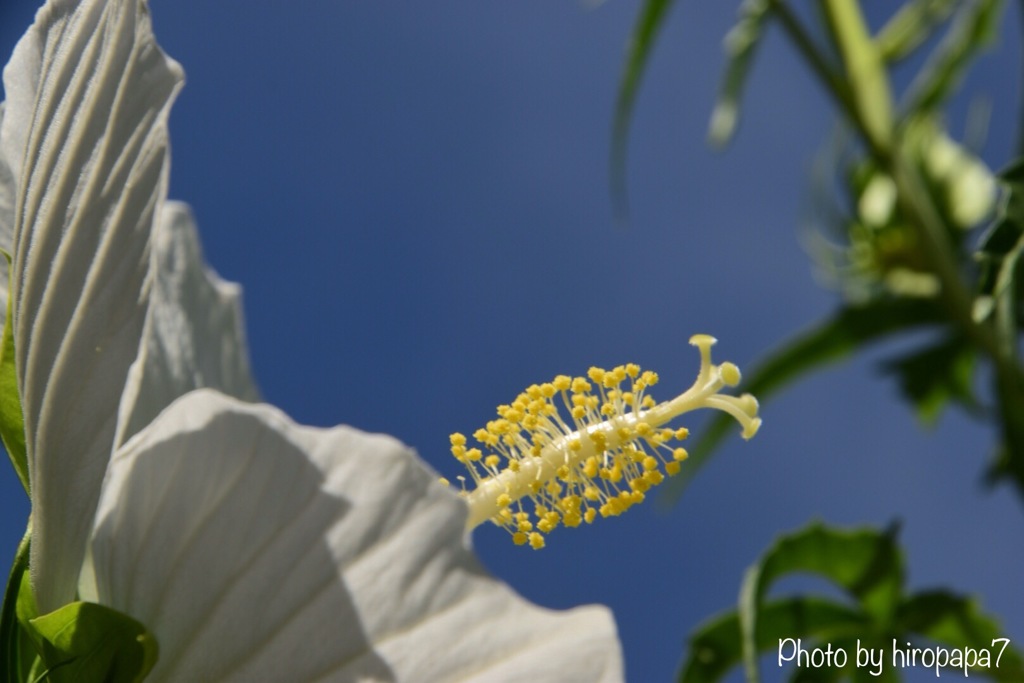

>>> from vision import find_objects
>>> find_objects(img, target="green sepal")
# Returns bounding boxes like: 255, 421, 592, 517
0, 249, 29, 496
2, 528, 42, 682
25, 601, 158, 683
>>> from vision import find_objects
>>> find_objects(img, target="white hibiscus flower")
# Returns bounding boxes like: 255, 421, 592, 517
0, 1, 624, 680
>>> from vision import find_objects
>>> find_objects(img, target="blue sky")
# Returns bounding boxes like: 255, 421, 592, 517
1, 2, 1022, 681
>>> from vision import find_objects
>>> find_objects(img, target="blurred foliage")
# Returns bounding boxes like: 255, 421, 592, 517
677, 523, 1024, 682
625, 0, 1024, 499
609, 0, 1024, 681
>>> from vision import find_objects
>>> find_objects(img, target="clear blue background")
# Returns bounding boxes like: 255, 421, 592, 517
1, 2, 1022, 681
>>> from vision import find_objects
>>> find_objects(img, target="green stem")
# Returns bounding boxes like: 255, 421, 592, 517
819, 0, 894, 151
1018, 0, 1024, 157
889, 160, 995, 355
994, 230, 1024, 361
773, 0, 1022, 376
883, 154, 1024, 433
774, 0, 1024, 485
771, 0, 898, 164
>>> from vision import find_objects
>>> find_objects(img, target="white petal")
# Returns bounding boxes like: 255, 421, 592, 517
0, 101, 13, 323
115, 200, 260, 447
4, 0, 182, 611
85, 390, 623, 683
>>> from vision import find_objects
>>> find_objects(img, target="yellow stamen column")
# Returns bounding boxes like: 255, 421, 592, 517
452, 335, 762, 545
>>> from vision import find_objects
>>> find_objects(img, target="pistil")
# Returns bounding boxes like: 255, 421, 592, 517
448, 335, 761, 548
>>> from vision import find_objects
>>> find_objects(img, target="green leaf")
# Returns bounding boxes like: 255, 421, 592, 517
875, 0, 960, 63
901, 0, 1003, 116
661, 298, 943, 504
680, 523, 1021, 683
611, 0, 678, 218
897, 591, 1024, 681
744, 523, 905, 618
739, 523, 905, 681
881, 334, 979, 423
0, 251, 28, 496
679, 596, 868, 683
26, 601, 158, 683
708, 0, 772, 147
